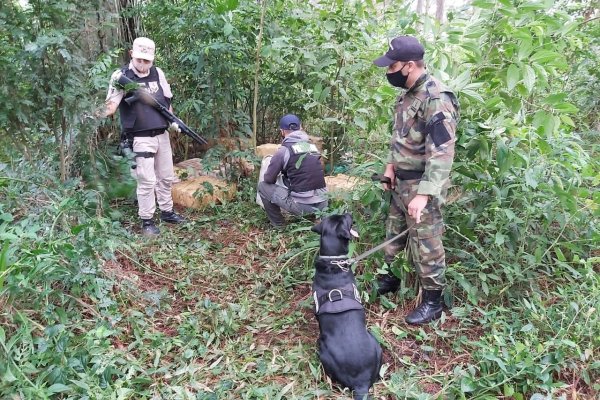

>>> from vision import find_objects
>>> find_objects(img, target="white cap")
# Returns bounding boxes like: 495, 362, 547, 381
131, 37, 155, 61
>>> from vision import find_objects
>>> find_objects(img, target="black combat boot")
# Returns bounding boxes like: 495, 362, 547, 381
160, 210, 186, 224
405, 289, 443, 325
376, 273, 401, 295
141, 219, 160, 236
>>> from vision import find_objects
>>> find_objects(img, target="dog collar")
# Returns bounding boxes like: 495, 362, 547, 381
318, 255, 354, 271
318, 254, 348, 259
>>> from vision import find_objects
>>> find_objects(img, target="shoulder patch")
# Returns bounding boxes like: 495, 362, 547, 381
426, 80, 441, 100
291, 142, 319, 155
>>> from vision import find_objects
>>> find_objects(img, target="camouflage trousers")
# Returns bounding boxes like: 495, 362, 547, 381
384, 179, 448, 290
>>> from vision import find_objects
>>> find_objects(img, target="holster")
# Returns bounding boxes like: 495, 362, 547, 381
394, 169, 423, 180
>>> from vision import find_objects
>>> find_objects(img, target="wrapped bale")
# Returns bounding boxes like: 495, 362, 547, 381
308, 135, 324, 154
172, 176, 236, 209
324, 174, 369, 199
255, 155, 285, 208
256, 144, 280, 158
173, 158, 204, 182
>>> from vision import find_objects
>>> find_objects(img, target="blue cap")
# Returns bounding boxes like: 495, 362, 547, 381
279, 114, 301, 130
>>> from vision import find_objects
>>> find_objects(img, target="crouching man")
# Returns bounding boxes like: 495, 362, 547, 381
258, 114, 328, 229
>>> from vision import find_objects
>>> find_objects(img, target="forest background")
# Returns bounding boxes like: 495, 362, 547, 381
0, 0, 599, 399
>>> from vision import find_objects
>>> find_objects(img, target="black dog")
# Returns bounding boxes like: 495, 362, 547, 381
311, 213, 382, 400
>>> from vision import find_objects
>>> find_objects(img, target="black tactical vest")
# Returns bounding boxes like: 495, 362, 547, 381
118, 66, 169, 135
282, 141, 326, 192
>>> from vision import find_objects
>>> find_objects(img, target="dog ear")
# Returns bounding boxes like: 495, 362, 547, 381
338, 213, 358, 239
335, 213, 354, 240
311, 221, 323, 234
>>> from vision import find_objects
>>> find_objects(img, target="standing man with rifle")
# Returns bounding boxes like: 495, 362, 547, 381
103, 37, 186, 236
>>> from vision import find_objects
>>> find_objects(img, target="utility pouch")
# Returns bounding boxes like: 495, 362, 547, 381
117, 135, 137, 169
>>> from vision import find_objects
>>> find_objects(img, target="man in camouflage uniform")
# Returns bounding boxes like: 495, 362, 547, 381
373, 36, 459, 325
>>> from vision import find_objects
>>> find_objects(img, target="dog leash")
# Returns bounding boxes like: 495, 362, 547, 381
319, 225, 413, 270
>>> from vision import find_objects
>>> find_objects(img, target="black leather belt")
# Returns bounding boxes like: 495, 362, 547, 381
130, 128, 167, 137
395, 169, 424, 180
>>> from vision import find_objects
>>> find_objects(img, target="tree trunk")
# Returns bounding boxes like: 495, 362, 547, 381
252, 0, 267, 150
119, 0, 139, 62
416, 0, 424, 15
435, 0, 445, 22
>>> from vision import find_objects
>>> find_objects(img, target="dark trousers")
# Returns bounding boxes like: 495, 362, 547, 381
258, 181, 327, 227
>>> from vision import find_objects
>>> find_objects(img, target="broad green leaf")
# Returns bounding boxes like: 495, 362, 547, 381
553, 102, 578, 113
561, 339, 578, 348
543, 93, 567, 105
215, 0, 239, 13
532, 25, 545, 38
274, 382, 294, 400
530, 50, 561, 64
495, 232, 506, 246
223, 23, 233, 36
536, 139, 551, 155
522, 65, 536, 93
354, 115, 367, 130
461, 377, 478, 392
504, 209, 516, 220
506, 64, 520, 91
520, 1, 548, 11
319, 86, 331, 102
451, 69, 471, 91
313, 82, 323, 101
2, 365, 16, 383
520, 323, 534, 332
555, 247, 566, 262
391, 325, 406, 338
532, 110, 555, 136
525, 168, 538, 189
461, 89, 485, 103
496, 140, 509, 174
560, 115, 575, 127
472, 0, 497, 8
517, 38, 533, 60
48, 384, 71, 394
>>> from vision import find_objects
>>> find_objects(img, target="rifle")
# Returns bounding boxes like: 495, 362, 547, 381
116, 74, 208, 145
371, 173, 392, 185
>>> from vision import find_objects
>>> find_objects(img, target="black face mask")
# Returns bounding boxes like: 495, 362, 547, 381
386, 64, 409, 88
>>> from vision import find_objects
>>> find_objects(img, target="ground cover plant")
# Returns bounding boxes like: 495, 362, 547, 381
1, 0, 599, 399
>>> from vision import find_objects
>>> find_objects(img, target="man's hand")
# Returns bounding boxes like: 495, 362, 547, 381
408, 194, 429, 224
168, 122, 181, 134
383, 163, 395, 191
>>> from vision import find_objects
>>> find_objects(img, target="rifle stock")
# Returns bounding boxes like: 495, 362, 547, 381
117, 74, 208, 145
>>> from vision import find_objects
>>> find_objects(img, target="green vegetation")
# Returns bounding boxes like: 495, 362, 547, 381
0, 0, 598, 399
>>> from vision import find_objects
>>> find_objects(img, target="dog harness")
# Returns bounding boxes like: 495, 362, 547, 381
313, 283, 363, 316
313, 257, 363, 316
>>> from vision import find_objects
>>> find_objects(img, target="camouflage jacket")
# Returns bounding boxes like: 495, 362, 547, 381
387, 74, 459, 197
